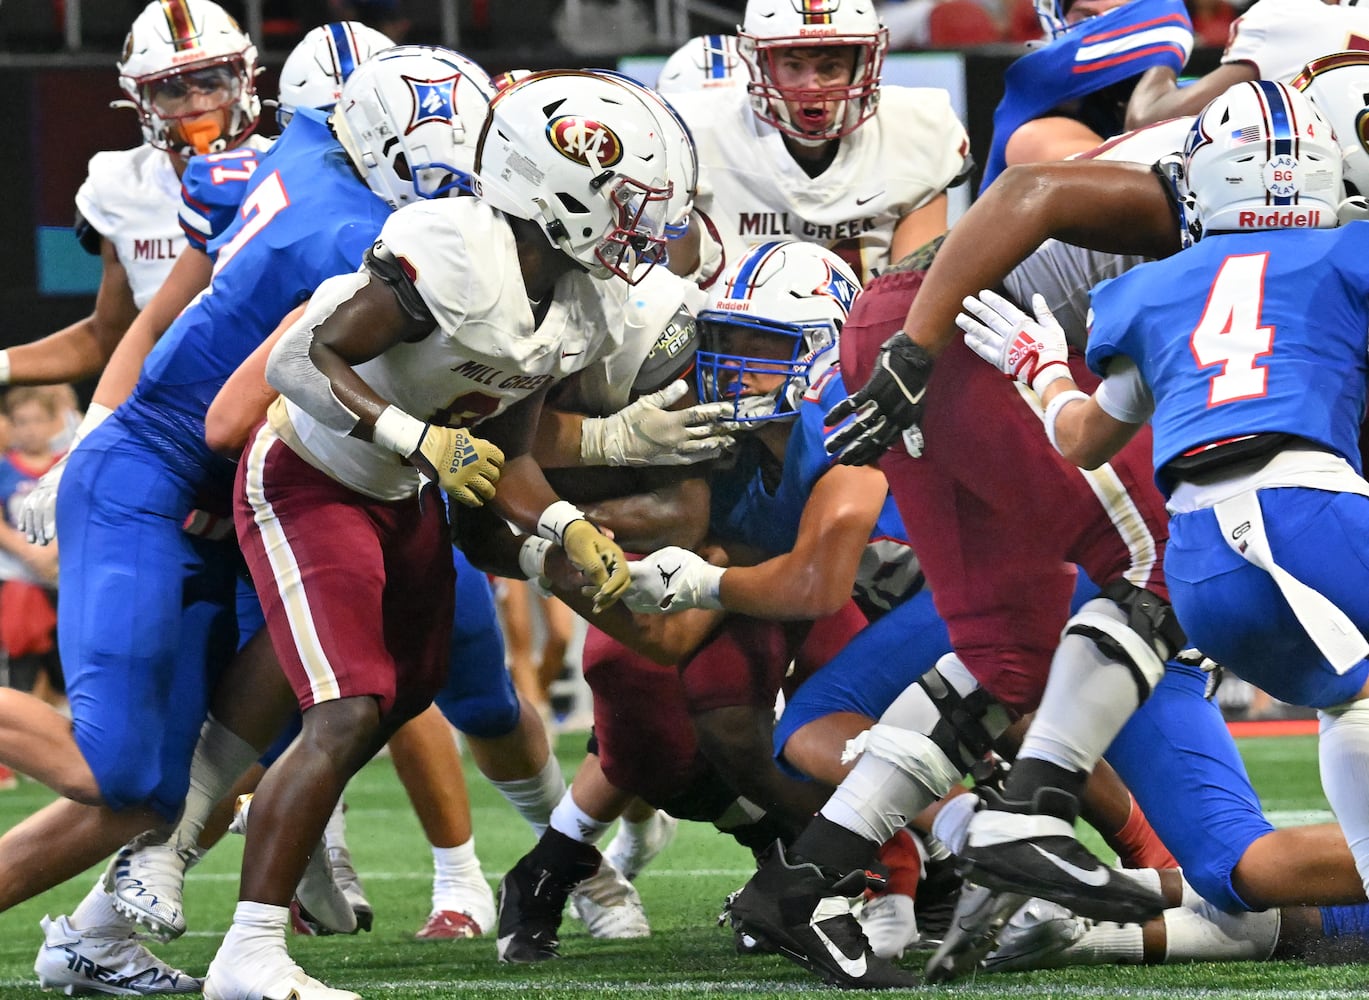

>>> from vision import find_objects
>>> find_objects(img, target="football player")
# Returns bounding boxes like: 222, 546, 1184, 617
666, 0, 970, 285
656, 33, 746, 94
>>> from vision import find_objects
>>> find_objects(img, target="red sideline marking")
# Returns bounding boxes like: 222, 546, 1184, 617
1228, 718, 1319, 738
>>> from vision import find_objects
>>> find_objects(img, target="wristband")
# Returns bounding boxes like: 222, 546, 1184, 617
1044, 389, 1089, 454
696, 563, 726, 610
0, 349, 10, 385
537, 500, 587, 545
1030, 361, 1073, 399
518, 535, 553, 581
371, 405, 426, 457
76, 402, 113, 442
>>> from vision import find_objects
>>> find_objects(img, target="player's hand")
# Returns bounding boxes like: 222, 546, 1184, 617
19, 452, 68, 545
579, 380, 761, 467
957, 290, 1071, 397
623, 546, 725, 614
411, 425, 503, 507
824, 334, 935, 465
561, 519, 630, 612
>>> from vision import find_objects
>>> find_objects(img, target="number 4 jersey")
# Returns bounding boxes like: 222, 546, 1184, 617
1085, 225, 1369, 488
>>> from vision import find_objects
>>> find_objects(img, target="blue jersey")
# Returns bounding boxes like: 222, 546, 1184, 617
709, 366, 918, 611
119, 107, 390, 495
1087, 225, 1369, 489
982, 0, 1190, 191
179, 145, 265, 256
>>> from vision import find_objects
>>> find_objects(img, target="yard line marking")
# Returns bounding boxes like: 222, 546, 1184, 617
185, 868, 756, 883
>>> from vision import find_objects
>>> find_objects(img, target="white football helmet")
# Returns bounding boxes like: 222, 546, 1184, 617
1183, 80, 1342, 237
491, 68, 533, 93
332, 45, 493, 210
116, 0, 260, 157
695, 240, 861, 422
277, 21, 394, 127
473, 70, 686, 285
737, 0, 888, 144
657, 34, 745, 94
1292, 51, 1369, 197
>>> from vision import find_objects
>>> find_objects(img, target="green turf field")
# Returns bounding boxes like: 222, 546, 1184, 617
2, 731, 1367, 998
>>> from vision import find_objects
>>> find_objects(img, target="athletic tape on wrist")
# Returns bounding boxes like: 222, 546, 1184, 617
518, 535, 553, 581
537, 500, 587, 545
1044, 389, 1089, 454
372, 405, 426, 457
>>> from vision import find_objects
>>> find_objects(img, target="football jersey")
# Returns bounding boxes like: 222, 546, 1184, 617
1086, 225, 1369, 486
279, 197, 627, 501
708, 365, 920, 612
1222, 0, 1369, 82
673, 84, 969, 283
118, 108, 390, 494
178, 145, 267, 256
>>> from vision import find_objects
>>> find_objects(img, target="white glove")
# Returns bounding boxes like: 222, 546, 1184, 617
957, 290, 1072, 397
623, 545, 725, 614
19, 401, 112, 545
579, 380, 758, 467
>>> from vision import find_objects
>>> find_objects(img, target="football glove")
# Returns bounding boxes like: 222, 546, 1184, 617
579, 380, 758, 467
20, 452, 66, 545
411, 425, 503, 507
561, 519, 631, 613
958, 290, 1071, 397
623, 546, 725, 614
824, 334, 935, 465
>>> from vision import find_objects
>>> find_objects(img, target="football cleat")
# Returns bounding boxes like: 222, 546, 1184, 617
954, 788, 1168, 924
35, 913, 202, 996
495, 836, 601, 963
603, 811, 679, 882
923, 882, 1029, 983
204, 926, 358, 1000
326, 844, 373, 932
982, 898, 1092, 973
728, 841, 921, 989
569, 860, 651, 939
718, 888, 777, 956
858, 892, 919, 960
415, 910, 484, 940
104, 832, 200, 942
0, 762, 19, 790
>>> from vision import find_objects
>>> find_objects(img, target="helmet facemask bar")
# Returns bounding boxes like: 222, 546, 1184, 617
592, 172, 675, 284
694, 315, 815, 422
740, 32, 888, 142
125, 54, 256, 155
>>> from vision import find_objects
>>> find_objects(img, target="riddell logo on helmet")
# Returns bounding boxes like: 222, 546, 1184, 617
547, 116, 624, 168
1237, 208, 1322, 227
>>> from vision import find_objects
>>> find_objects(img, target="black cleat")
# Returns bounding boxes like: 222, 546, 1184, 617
495, 832, 601, 963
954, 789, 1167, 925
728, 842, 921, 990
924, 882, 1029, 983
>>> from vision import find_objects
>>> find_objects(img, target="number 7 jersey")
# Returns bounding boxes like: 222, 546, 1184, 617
1085, 225, 1369, 488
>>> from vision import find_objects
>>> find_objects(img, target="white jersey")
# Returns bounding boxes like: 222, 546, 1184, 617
279, 197, 626, 501
1003, 117, 1193, 348
673, 84, 969, 284
75, 138, 271, 309
1222, 0, 1369, 82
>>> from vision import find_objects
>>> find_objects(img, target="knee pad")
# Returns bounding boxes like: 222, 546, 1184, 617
1066, 583, 1183, 704
436, 679, 521, 740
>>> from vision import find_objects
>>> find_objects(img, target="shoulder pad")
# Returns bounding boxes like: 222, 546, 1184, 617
364, 239, 436, 328
73, 208, 102, 256
631, 305, 699, 397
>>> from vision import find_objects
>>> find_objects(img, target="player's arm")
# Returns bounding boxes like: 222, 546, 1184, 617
1040, 378, 1143, 469
0, 238, 137, 386
204, 301, 308, 457
1125, 63, 1256, 131
890, 193, 949, 266
89, 246, 215, 411
1002, 117, 1106, 169
576, 469, 712, 554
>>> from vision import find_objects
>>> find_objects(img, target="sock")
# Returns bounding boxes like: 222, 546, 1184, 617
793, 815, 881, 874
1074, 921, 1146, 964
69, 879, 133, 935
550, 791, 613, 846
431, 839, 486, 912
222, 900, 290, 954
820, 751, 937, 847
172, 714, 260, 852
1105, 793, 1179, 869
490, 755, 566, 837
1318, 701, 1369, 895
876, 829, 923, 897
1163, 900, 1279, 962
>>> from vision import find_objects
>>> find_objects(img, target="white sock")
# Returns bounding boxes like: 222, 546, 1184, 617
1074, 921, 1146, 964
1318, 699, 1369, 895
69, 879, 133, 935
431, 839, 486, 912
172, 714, 260, 852
1162, 901, 1280, 962
323, 797, 349, 852
489, 755, 566, 837
1121, 867, 1163, 895
550, 790, 613, 846
1018, 618, 1146, 773
821, 752, 935, 846
225, 900, 290, 948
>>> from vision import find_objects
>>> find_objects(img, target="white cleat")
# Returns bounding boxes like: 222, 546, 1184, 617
204, 937, 358, 1000
569, 860, 650, 939
604, 811, 679, 882
35, 914, 202, 996
857, 892, 920, 959
983, 898, 1090, 973
104, 833, 199, 942
327, 845, 373, 933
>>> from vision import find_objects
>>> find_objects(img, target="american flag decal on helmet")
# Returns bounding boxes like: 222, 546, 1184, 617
159, 0, 199, 51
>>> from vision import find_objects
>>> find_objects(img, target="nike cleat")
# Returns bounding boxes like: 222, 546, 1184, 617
982, 898, 1092, 973
728, 842, 921, 989
954, 789, 1167, 925
924, 883, 1028, 983
495, 832, 601, 963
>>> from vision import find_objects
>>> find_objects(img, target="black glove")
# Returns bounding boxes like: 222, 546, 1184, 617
823, 334, 935, 465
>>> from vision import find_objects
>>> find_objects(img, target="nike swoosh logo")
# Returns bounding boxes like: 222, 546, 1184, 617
854, 192, 883, 206
562, 350, 584, 359
812, 919, 867, 979
1028, 845, 1111, 887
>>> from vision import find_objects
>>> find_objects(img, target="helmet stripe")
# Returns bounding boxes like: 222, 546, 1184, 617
328, 22, 358, 82
801, 0, 835, 24
704, 34, 728, 79
159, 0, 198, 51
726, 242, 785, 300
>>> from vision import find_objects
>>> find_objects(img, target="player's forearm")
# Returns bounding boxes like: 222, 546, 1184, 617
2, 320, 110, 386
719, 550, 861, 621
531, 408, 586, 468
580, 477, 710, 554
